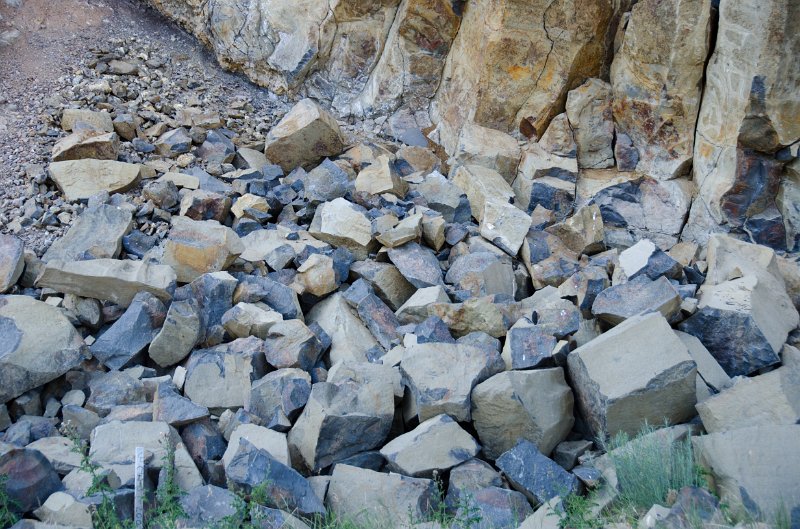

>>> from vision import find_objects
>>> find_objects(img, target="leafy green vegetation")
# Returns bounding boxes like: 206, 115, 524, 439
0, 475, 21, 529
557, 494, 604, 529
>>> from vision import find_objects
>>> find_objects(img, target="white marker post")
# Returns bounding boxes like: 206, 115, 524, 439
134, 446, 144, 529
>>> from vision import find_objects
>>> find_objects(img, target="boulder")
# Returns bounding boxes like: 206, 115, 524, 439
471, 368, 573, 460
674, 331, 731, 393
84, 371, 147, 417
309, 198, 375, 260
688, 0, 799, 247
302, 158, 352, 205
0, 448, 62, 514
61, 108, 113, 132
43, 205, 133, 263
479, 199, 532, 256
380, 414, 480, 478
225, 438, 325, 518
306, 292, 380, 364
36, 258, 176, 307
184, 337, 267, 410
148, 300, 201, 367
294, 254, 338, 297
500, 319, 557, 370
610, 0, 711, 179
48, 160, 140, 202
452, 487, 534, 529
231, 193, 271, 220
431, 0, 618, 152
512, 143, 578, 218
696, 365, 800, 433
446, 252, 515, 299
567, 312, 697, 438
178, 485, 238, 528
0, 235, 24, 293
263, 320, 325, 372
249, 368, 312, 425
428, 296, 508, 338
545, 204, 605, 255
400, 342, 504, 422
51, 130, 120, 162
350, 261, 415, 311
0, 296, 86, 404
222, 424, 289, 469
162, 217, 244, 283
288, 377, 394, 473
24, 437, 81, 475
179, 189, 232, 222
395, 286, 450, 325
387, 242, 444, 289
33, 491, 93, 528
450, 164, 515, 224
496, 440, 579, 507
591, 275, 681, 325
565, 78, 615, 169
617, 239, 682, 281
240, 226, 328, 264
450, 122, 521, 183
678, 275, 795, 376
264, 99, 346, 171
153, 383, 209, 427
196, 129, 235, 164
91, 291, 166, 370
154, 127, 192, 157
355, 154, 408, 197
326, 464, 436, 528
221, 302, 283, 339
376, 213, 424, 248
414, 172, 471, 223
693, 425, 800, 522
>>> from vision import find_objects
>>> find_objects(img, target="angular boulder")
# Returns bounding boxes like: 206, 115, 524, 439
48, 160, 140, 202
471, 368, 574, 460
565, 78, 615, 169
42, 204, 133, 263
496, 440, 579, 507
162, 217, 244, 283
309, 198, 375, 260
0, 296, 86, 404
0, 235, 24, 293
567, 312, 697, 438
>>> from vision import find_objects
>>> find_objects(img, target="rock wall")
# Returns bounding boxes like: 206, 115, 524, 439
143, 0, 800, 251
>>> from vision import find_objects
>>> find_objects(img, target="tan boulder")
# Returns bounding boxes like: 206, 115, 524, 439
450, 122, 521, 184
450, 164, 514, 223
61, 109, 113, 132
355, 154, 408, 196
610, 0, 711, 179
162, 217, 244, 283
264, 99, 346, 172
309, 198, 375, 260
49, 160, 140, 202
52, 131, 120, 162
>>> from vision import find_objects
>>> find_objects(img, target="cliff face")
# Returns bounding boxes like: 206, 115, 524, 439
144, 0, 800, 251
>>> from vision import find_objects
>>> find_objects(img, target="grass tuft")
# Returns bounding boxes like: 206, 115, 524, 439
0, 475, 21, 529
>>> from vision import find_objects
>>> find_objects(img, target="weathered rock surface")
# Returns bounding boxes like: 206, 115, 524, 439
567, 312, 697, 438
565, 78, 615, 169
42, 204, 133, 263
0, 448, 63, 514
0, 296, 86, 404
496, 440, 579, 507
471, 369, 573, 460
610, 0, 711, 179
400, 342, 504, 422
52, 130, 120, 162
37, 258, 176, 307
162, 216, 244, 283
693, 425, 800, 522
379, 414, 479, 477
264, 99, 346, 172
309, 198, 375, 260
0, 235, 24, 293
48, 160, 140, 202
149, 299, 201, 367
688, 0, 800, 248
591, 275, 681, 325
327, 464, 435, 528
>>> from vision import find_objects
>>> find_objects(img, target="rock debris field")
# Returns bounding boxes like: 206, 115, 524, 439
0, 0, 799, 529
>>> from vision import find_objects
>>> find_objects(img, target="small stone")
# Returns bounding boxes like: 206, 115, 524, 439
196, 129, 236, 164
451, 164, 515, 224
143, 179, 179, 209
158, 171, 200, 190
264, 99, 346, 172
231, 193, 270, 220
155, 128, 192, 157
179, 485, 238, 528
674, 331, 731, 392
25, 437, 82, 474
513, 142, 577, 218
343, 279, 402, 351
480, 199, 532, 256
350, 261, 415, 311
552, 440, 594, 471
49, 160, 140, 202
415, 172, 471, 223
380, 414, 480, 478
429, 296, 507, 338
376, 213, 423, 248
497, 439, 579, 507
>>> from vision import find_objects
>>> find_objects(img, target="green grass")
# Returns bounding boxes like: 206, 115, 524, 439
601, 422, 702, 514
556, 494, 603, 529
0, 475, 21, 529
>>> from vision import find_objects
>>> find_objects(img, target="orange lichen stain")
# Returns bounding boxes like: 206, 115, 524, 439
507, 65, 531, 81
698, 142, 713, 158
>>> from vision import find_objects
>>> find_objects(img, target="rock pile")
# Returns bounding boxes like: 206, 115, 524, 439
0, 1, 799, 528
